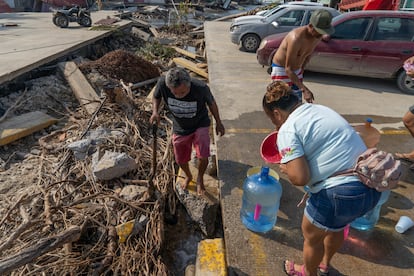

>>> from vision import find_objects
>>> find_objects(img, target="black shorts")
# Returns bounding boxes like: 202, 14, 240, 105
410, 105, 414, 114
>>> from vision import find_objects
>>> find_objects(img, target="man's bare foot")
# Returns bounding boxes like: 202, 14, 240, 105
197, 185, 206, 196
395, 152, 414, 162
197, 176, 206, 196
180, 175, 192, 190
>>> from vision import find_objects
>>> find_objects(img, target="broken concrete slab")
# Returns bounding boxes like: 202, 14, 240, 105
131, 26, 151, 41
0, 111, 57, 146
175, 165, 220, 237
0, 11, 132, 86
92, 151, 137, 181
58, 61, 101, 115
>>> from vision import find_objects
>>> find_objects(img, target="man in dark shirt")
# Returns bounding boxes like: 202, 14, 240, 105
150, 67, 225, 195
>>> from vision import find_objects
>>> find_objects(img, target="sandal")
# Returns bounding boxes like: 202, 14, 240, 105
283, 260, 306, 276
317, 264, 329, 276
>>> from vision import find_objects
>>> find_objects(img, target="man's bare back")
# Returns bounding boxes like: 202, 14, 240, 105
272, 26, 322, 70
270, 9, 334, 103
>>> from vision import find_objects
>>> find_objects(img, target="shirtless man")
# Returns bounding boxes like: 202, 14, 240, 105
271, 9, 334, 103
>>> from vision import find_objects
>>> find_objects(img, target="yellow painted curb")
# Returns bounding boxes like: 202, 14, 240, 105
195, 238, 227, 276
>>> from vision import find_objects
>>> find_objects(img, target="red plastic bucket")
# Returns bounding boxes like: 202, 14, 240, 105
260, 131, 281, 164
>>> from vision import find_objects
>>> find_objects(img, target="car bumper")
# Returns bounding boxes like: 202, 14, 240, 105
230, 32, 240, 45
256, 48, 273, 66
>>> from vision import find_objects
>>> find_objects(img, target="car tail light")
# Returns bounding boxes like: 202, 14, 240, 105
258, 39, 267, 51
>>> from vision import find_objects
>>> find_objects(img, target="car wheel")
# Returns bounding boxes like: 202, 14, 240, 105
397, 70, 414, 95
241, 34, 260, 53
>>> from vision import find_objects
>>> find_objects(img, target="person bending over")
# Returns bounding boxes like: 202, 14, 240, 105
271, 9, 334, 103
262, 81, 381, 276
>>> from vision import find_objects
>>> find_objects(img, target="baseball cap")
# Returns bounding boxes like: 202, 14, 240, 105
309, 9, 334, 35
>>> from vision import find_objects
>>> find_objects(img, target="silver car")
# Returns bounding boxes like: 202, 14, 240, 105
230, 5, 340, 53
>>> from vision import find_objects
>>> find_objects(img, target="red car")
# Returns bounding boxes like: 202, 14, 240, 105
256, 10, 414, 95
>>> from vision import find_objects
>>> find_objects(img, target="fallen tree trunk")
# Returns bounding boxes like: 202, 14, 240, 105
0, 225, 83, 274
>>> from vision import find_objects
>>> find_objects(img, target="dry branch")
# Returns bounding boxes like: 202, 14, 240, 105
0, 225, 83, 274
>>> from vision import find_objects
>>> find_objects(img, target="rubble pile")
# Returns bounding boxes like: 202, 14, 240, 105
0, 52, 177, 274
79, 49, 161, 84
0, 5, 223, 272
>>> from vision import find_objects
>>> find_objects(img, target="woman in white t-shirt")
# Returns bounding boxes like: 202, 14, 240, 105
262, 81, 381, 276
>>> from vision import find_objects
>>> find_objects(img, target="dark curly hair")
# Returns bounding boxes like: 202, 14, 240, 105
262, 81, 299, 112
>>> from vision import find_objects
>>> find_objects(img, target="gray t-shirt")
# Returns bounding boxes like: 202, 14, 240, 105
154, 76, 215, 135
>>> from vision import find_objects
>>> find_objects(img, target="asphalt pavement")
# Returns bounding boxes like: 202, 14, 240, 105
205, 20, 414, 276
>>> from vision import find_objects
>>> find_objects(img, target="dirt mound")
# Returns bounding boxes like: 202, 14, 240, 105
80, 49, 160, 84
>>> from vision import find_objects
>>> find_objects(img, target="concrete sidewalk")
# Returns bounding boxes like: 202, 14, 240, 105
0, 11, 131, 85
204, 20, 414, 276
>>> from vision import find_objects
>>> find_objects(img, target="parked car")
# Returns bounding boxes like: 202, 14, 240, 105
255, 1, 323, 17
230, 5, 339, 53
256, 10, 414, 94
236, 2, 322, 24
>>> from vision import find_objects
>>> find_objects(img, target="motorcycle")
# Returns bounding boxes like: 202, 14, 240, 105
52, 5, 92, 28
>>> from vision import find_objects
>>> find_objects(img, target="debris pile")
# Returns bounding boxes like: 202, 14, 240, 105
0, 5, 226, 273
79, 49, 161, 84
0, 52, 177, 274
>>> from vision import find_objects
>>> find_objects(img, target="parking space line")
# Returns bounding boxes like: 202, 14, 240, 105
226, 128, 409, 135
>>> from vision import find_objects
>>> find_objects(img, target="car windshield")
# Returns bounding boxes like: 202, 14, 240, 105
263, 8, 295, 23
262, 6, 286, 17
331, 13, 348, 24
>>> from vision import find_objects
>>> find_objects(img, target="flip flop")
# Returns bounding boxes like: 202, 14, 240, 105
283, 260, 305, 276
317, 264, 329, 276
394, 153, 414, 163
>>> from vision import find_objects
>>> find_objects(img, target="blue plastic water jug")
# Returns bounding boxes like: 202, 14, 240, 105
240, 166, 282, 233
350, 190, 391, 231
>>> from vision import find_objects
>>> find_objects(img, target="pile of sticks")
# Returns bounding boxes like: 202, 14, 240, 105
0, 87, 176, 275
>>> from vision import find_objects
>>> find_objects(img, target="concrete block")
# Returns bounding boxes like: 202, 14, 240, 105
93, 151, 136, 180
195, 238, 227, 276
0, 111, 57, 146
175, 165, 220, 237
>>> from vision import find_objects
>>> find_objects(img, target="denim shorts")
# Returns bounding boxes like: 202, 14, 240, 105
304, 181, 381, 232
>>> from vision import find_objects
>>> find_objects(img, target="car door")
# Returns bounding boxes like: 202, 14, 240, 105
359, 17, 414, 78
307, 16, 373, 75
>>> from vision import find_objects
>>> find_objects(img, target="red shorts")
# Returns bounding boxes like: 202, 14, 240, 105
172, 127, 210, 164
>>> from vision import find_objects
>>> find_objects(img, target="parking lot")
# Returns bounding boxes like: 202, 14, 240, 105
205, 20, 414, 276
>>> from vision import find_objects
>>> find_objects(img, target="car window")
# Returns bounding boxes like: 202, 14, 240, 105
331, 17, 372, 40
276, 10, 305, 26
372, 17, 414, 41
